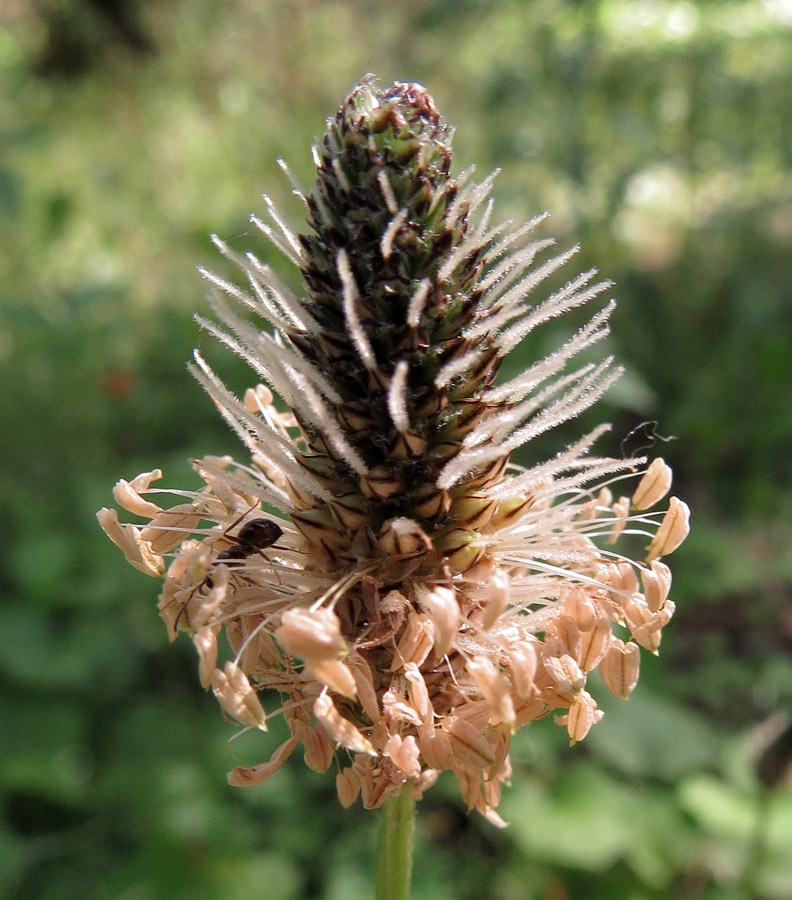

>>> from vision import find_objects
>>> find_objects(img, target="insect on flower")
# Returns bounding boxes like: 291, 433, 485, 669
168, 511, 286, 633
207, 517, 284, 583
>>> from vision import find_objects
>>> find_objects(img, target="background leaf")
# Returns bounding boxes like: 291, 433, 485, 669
2, 1, 791, 897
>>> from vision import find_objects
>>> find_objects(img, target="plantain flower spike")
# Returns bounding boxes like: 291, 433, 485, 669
98, 77, 689, 826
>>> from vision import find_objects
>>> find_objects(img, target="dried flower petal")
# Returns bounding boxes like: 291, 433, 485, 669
141, 504, 202, 554
480, 567, 510, 630
641, 560, 673, 612
347, 654, 382, 723
403, 663, 432, 722
276, 607, 348, 662
299, 722, 336, 773
647, 497, 691, 561
441, 716, 497, 768
336, 767, 361, 807
416, 586, 460, 657
419, 724, 455, 770
228, 734, 300, 786
599, 639, 640, 700
391, 612, 435, 669
385, 734, 422, 778
624, 596, 676, 653
314, 692, 376, 756
560, 690, 602, 743
467, 655, 516, 727
578, 619, 611, 672
506, 642, 538, 700
631, 457, 673, 510
212, 663, 268, 730
113, 470, 164, 517
307, 659, 358, 698
96, 507, 165, 577
193, 625, 220, 690
543, 654, 586, 696
383, 691, 424, 728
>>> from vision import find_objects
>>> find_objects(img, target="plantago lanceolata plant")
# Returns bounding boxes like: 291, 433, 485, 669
99, 78, 689, 833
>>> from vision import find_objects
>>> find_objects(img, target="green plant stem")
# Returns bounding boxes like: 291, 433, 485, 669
375, 787, 416, 900
740, 785, 773, 899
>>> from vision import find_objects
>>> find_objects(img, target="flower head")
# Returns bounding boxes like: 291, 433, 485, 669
99, 77, 689, 825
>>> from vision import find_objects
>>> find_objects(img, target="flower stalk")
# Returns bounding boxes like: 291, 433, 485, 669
376, 788, 416, 900
99, 74, 689, 860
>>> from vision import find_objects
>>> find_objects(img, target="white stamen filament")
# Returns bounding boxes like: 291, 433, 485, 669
332, 158, 351, 193
407, 279, 431, 327
387, 360, 410, 432
337, 248, 376, 369
381, 209, 408, 260
262, 194, 304, 261
377, 170, 398, 214
277, 157, 308, 205
250, 214, 302, 268
485, 302, 615, 404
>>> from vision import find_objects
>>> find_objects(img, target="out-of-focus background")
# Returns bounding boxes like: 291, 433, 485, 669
2, 1, 791, 898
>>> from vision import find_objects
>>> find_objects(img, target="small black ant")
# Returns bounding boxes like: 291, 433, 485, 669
205, 518, 283, 588
172, 515, 284, 632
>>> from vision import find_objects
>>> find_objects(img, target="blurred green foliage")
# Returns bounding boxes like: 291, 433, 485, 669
1, 1, 791, 898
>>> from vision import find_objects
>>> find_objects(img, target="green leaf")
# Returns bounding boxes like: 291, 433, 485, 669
587, 689, 721, 781
502, 764, 638, 870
